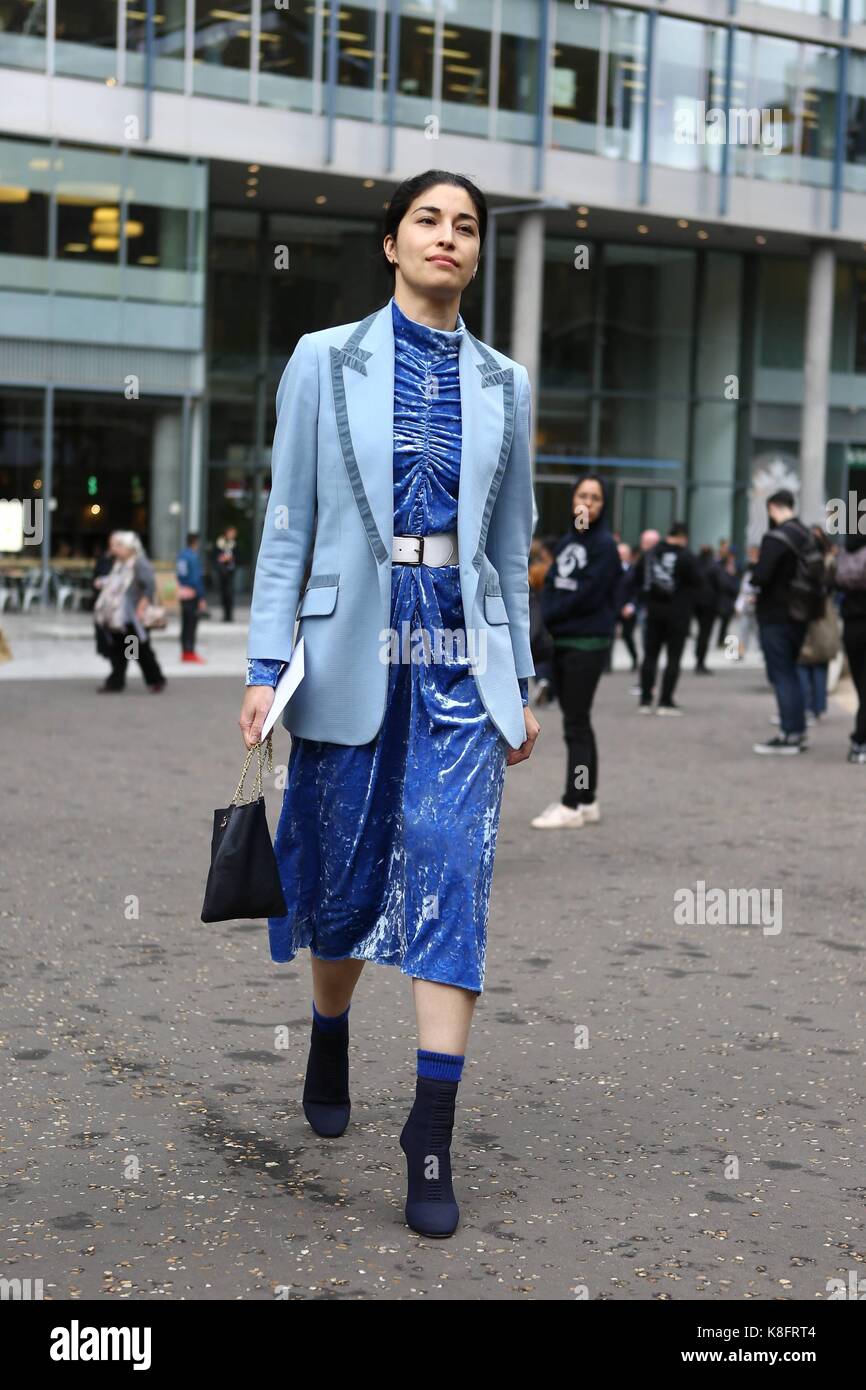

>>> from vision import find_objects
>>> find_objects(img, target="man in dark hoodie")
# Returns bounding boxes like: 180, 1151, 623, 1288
751, 489, 823, 755
531, 474, 622, 830
636, 521, 700, 713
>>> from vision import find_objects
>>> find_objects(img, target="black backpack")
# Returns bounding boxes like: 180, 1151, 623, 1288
643, 544, 677, 601
771, 523, 827, 622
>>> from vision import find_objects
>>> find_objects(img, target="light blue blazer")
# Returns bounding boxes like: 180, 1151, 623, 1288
247, 297, 536, 750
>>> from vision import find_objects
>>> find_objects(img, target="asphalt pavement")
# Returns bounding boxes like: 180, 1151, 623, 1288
1, 640, 863, 1301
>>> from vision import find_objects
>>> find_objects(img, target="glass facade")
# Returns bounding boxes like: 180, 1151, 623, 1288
439, 0, 493, 138
193, 0, 251, 101
0, 137, 206, 302
126, 0, 186, 93
258, 0, 315, 111
0, 0, 48, 70
54, 0, 117, 81
0, 3, 864, 199
3, 3, 866, 561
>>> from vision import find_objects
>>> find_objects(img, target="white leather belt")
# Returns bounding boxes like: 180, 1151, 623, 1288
392, 531, 459, 566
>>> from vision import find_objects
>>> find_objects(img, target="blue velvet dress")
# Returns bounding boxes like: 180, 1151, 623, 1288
247, 296, 528, 993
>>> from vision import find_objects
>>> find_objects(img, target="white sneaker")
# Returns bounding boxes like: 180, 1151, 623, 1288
531, 801, 585, 829
580, 800, 601, 824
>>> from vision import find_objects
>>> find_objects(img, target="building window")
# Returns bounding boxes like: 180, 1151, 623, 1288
0, 391, 43, 544
258, 0, 315, 111
326, 1, 378, 121
193, 0, 252, 101
798, 44, 838, 188
498, 0, 541, 143
499, 32, 538, 115
0, 0, 48, 71
126, 0, 187, 93
854, 269, 866, 374
0, 187, 49, 260
539, 237, 596, 390
57, 194, 122, 264
732, 32, 798, 182
845, 52, 866, 195
50, 394, 184, 562
439, 0, 493, 137
125, 203, 189, 271
54, 0, 117, 81
652, 16, 727, 174
603, 7, 648, 163
758, 258, 807, 368
391, 0, 435, 125
551, 2, 601, 155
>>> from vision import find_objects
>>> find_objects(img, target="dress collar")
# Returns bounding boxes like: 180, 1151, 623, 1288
390, 294, 465, 353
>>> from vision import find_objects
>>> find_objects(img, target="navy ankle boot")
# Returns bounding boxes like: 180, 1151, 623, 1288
399, 1075, 460, 1237
302, 1011, 350, 1137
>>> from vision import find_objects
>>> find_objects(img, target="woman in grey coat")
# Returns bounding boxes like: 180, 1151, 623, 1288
94, 531, 166, 693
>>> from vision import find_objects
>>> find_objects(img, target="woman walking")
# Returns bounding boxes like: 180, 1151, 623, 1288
530, 474, 621, 829
93, 531, 166, 693
239, 171, 539, 1238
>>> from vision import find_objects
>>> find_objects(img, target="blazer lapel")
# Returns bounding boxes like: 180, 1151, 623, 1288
330, 299, 515, 575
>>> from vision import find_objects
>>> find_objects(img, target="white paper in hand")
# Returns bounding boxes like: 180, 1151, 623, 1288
260, 637, 305, 741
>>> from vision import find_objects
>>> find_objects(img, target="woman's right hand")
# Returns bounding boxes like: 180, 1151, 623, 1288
239, 685, 276, 749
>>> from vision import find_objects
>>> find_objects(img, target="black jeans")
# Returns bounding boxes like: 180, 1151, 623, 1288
105, 625, 165, 689
180, 597, 199, 654
553, 645, 608, 807
641, 613, 689, 705
620, 614, 638, 670
217, 571, 235, 622
694, 607, 717, 669
844, 617, 866, 745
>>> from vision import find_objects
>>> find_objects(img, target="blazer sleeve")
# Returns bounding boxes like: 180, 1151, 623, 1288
247, 334, 320, 662
483, 365, 535, 681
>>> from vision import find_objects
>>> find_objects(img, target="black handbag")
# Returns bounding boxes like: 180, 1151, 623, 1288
201, 735, 288, 923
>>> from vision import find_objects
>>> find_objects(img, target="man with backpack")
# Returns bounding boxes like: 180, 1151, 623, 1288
751, 489, 826, 755
637, 521, 700, 714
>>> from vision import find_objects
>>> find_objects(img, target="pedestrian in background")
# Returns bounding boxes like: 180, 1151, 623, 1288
610, 541, 638, 674
93, 531, 166, 694
796, 529, 839, 724
177, 531, 208, 665
751, 490, 825, 755
528, 536, 556, 705
693, 543, 720, 674
835, 531, 866, 763
622, 528, 661, 686
636, 521, 699, 714
532, 473, 621, 829
212, 525, 238, 622
714, 548, 740, 651
734, 545, 761, 659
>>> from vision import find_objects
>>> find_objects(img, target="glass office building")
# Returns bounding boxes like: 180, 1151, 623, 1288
2, 0, 866, 576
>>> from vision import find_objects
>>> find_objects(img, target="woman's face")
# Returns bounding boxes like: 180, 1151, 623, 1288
385, 183, 480, 298
573, 480, 605, 530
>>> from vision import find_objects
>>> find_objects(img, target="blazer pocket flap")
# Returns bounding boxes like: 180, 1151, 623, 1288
298, 578, 339, 617
484, 591, 510, 624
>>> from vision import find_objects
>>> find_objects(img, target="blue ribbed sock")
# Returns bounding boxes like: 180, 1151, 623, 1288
312, 1000, 350, 1033
417, 1048, 464, 1083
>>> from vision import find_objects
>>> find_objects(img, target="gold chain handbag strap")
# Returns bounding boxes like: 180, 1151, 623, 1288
231, 732, 274, 806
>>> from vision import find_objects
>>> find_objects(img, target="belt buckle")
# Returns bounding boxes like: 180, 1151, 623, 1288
400, 534, 424, 565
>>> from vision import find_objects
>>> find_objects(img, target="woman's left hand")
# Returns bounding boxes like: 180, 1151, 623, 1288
506, 705, 540, 766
